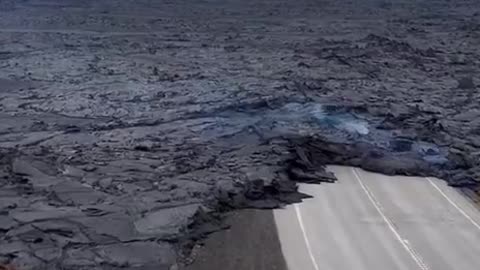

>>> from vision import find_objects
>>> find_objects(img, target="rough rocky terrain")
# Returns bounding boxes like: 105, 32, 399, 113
0, 0, 479, 269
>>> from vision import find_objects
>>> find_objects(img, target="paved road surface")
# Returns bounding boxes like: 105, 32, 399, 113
183, 209, 288, 270
274, 166, 480, 270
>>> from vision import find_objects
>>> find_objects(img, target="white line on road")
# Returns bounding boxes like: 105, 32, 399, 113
352, 168, 430, 270
427, 177, 480, 231
294, 203, 320, 270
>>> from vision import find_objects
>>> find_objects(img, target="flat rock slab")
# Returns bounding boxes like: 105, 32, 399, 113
10, 207, 83, 223
11, 158, 62, 187
50, 181, 106, 205
0, 242, 28, 256
135, 204, 201, 236
72, 213, 141, 242
0, 216, 17, 230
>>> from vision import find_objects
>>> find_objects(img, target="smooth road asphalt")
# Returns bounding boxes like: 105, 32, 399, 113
274, 166, 480, 270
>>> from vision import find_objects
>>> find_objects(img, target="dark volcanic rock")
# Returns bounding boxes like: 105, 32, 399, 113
61, 247, 99, 268
244, 179, 265, 200
72, 213, 140, 242
0, 242, 28, 256
390, 139, 413, 152
49, 181, 105, 206
134, 204, 201, 237
1, 0, 480, 269
0, 216, 16, 231
457, 77, 476, 89
10, 207, 83, 223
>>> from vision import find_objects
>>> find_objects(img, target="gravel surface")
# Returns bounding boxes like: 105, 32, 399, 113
0, 0, 479, 269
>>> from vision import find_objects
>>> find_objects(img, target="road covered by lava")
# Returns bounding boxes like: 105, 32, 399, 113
0, 0, 479, 269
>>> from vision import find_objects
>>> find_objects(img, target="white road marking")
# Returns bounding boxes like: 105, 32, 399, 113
294, 203, 320, 270
352, 168, 430, 270
427, 177, 480, 231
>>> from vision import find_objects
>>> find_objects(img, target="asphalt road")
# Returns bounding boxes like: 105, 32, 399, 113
274, 166, 480, 270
